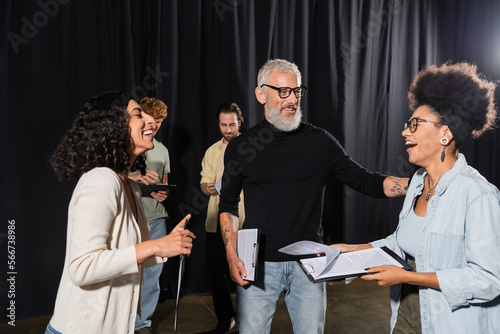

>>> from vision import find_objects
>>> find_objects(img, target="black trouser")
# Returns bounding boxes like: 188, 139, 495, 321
206, 223, 236, 323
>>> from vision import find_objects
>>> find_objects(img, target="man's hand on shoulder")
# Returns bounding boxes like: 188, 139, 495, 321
383, 177, 409, 198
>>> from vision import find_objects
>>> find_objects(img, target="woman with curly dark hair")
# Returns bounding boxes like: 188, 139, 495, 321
45, 92, 195, 334
334, 62, 500, 333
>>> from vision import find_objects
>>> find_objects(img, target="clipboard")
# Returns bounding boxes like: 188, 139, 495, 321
279, 241, 412, 283
139, 183, 176, 197
237, 228, 260, 282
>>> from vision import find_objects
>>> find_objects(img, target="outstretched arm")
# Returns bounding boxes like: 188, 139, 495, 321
332, 243, 439, 289
220, 212, 249, 286
362, 266, 439, 289
331, 243, 373, 253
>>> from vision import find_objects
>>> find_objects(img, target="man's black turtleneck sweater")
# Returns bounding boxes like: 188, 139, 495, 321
219, 119, 386, 261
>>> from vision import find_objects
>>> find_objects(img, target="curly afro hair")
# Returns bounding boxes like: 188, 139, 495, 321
408, 62, 497, 148
50, 91, 146, 181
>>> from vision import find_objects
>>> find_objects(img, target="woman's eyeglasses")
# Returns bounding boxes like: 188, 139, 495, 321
404, 117, 446, 133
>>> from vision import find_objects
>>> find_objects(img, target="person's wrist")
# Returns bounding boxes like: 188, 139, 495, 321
149, 239, 161, 258
226, 248, 238, 261
403, 270, 413, 284
346, 244, 358, 252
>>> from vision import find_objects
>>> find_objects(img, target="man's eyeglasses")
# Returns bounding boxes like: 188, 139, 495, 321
404, 117, 446, 133
261, 84, 307, 99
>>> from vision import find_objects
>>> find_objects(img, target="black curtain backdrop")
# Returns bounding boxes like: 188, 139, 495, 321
1, 0, 499, 321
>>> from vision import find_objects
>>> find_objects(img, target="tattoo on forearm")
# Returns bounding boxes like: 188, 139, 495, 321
229, 214, 239, 229
386, 177, 409, 196
222, 227, 230, 247
391, 180, 403, 195
221, 213, 239, 247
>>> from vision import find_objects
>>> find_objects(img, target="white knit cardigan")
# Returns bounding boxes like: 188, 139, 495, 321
50, 167, 165, 334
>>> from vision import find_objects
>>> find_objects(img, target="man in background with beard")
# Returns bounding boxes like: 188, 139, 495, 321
200, 102, 245, 333
218, 59, 408, 333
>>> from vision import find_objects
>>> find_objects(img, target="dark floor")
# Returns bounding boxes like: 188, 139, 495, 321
0, 278, 391, 334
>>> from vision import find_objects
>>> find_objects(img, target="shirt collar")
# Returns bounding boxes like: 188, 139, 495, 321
417, 153, 468, 195
216, 138, 226, 149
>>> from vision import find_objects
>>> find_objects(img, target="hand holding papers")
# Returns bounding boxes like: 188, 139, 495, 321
279, 241, 412, 283
214, 177, 223, 195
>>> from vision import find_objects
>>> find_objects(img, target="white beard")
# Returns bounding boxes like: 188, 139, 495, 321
266, 105, 302, 132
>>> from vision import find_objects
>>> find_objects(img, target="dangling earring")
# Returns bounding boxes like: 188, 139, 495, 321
440, 138, 449, 162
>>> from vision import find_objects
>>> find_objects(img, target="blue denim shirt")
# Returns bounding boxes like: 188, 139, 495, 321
371, 154, 500, 334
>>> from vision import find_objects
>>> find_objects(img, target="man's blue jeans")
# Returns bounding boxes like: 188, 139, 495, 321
45, 323, 63, 334
135, 218, 167, 330
236, 260, 326, 334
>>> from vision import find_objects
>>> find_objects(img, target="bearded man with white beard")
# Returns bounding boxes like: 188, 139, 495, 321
218, 59, 408, 333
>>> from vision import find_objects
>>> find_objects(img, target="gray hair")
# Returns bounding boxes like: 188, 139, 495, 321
257, 59, 302, 87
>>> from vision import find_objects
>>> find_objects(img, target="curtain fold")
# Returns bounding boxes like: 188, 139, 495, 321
339, 0, 440, 242
1, 0, 499, 319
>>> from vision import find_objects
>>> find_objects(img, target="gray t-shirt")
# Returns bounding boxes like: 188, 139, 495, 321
138, 138, 170, 223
